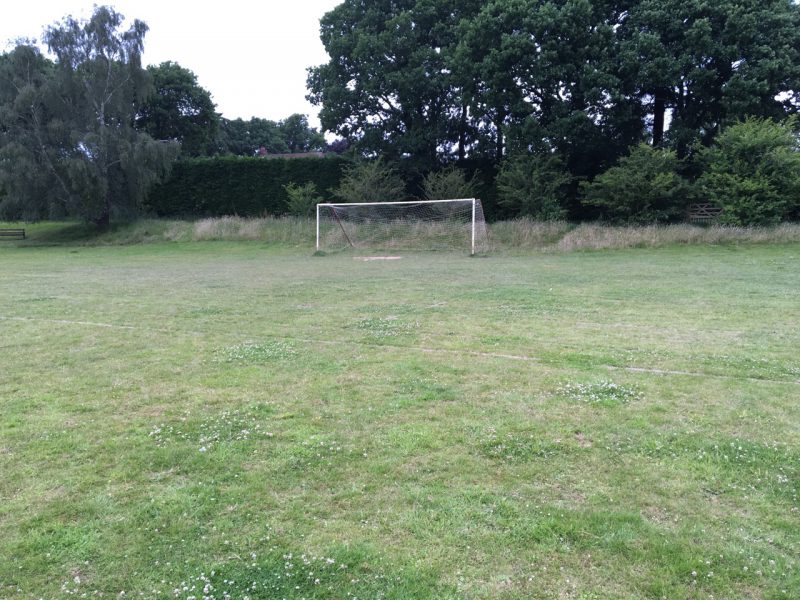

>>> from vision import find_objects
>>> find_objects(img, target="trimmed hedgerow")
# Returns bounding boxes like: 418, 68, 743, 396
145, 155, 349, 217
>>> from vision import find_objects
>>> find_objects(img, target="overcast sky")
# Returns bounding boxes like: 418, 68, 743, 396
0, 0, 342, 127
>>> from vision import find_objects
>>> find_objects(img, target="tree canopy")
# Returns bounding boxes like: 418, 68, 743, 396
308, 0, 800, 174
0, 6, 178, 227
216, 114, 326, 156
136, 61, 220, 157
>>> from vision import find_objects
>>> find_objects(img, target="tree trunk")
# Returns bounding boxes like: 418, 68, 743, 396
652, 89, 666, 146
458, 100, 468, 161
94, 210, 110, 231
495, 112, 505, 159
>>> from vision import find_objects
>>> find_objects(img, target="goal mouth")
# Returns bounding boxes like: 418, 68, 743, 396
315, 198, 489, 255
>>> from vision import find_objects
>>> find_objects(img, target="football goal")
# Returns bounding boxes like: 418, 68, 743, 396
315, 198, 489, 254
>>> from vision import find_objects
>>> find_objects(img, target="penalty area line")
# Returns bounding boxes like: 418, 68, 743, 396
0, 315, 189, 336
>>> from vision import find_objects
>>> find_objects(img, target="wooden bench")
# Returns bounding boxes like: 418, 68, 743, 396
0, 228, 26, 240
687, 203, 723, 223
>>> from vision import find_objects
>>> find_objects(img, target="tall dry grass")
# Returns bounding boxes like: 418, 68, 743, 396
20, 216, 800, 250
488, 219, 573, 250
192, 216, 314, 243
189, 216, 800, 252
553, 223, 800, 252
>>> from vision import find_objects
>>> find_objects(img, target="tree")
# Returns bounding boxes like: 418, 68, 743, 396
218, 117, 288, 156
307, 0, 484, 164
454, 0, 643, 174
421, 166, 477, 200
496, 154, 572, 221
278, 114, 325, 153
581, 144, 691, 223
0, 44, 65, 220
334, 159, 407, 203
619, 0, 800, 151
136, 61, 219, 157
698, 117, 800, 225
37, 6, 178, 228
284, 181, 323, 216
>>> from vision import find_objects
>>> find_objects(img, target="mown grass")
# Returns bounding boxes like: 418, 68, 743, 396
1, 229, 799, 598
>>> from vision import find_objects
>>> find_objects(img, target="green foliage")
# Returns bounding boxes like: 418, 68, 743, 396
308, 1, 482, 164
0, 7, 178, 227
284, 181, 322, 217
309, 0, 800, 216
581, 144, 691, 224
146, 156, 348, 216
44, 6, 180, 227
619, 0, 800, 152
0, 45, 61, 220
421, 166, 477, 200
698, 118, 800, 225
136, 61, 220, 157
333, 159, 407, 203
217, 114, 325, 157
218, 117, 288, 156
455, 0, 644, 172
279, 113, 326, 153
496, 155, 571, 220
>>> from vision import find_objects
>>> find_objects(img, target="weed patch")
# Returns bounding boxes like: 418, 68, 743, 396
556, 380, 643, 406
213, 341, 297, 363
355, 316, 419, 339
148, 404, 275, 451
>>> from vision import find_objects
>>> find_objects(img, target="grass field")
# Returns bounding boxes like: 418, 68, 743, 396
1, 232, 799, 598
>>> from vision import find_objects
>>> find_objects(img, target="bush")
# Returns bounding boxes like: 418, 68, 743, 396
421, 166, 478, 200
581, 144, 690, 224
698, 117, 800, 225
284, 182, 322, 217
496, 155, 571, 220
334, 159, 407, 203
145, 155, 347, 217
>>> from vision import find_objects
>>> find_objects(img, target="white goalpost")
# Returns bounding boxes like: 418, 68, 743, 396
315, 198, 489, 255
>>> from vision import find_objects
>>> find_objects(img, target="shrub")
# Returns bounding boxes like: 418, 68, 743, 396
334, 158, 407, 203
496, 155, 571, 220
581, 144, 690, 224
698, 117, 800, 225
284, 182, 322, 217
421, 166, 478, 200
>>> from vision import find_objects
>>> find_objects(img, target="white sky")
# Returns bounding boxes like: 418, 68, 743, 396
0, 0, 342, 127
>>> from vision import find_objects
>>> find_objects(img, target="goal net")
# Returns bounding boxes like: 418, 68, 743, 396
315, 198, 489, 254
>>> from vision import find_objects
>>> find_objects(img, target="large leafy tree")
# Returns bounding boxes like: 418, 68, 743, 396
136, 61, 220, 157
0, 44, 66, 220
0, 6, 179, 227
307, 0, 484, 165
278, 113, 325, 153
218, 117, 287, 156
619, 0, 800, 151
217, 114, 327, 156
454, 0, 643, 174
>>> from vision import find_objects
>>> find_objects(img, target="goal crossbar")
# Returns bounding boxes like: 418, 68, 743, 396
315, 198, 488, 255
317, 198, 476, 207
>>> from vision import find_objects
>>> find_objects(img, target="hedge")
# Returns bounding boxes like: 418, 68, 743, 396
146, 155, 349, 217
